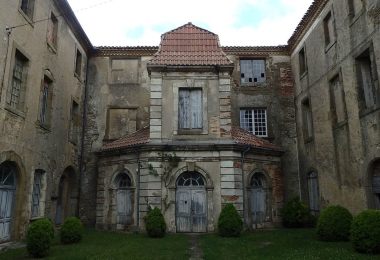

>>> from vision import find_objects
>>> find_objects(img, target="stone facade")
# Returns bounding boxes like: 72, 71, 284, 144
0, 0, 90, 242
1, 0, 380, 242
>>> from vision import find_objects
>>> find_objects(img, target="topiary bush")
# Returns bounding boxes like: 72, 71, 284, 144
351, 210, 380, 254
218, 203, 243, 237
316, 205, 352, 241
60, 217, 84, 244
145, 207, 167, 238
26, 218, 55, 258
281, 196, 312, 228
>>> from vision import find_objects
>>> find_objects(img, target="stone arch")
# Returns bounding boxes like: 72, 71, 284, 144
361, 150, 380, 209
55, 166, 78, 226
110, 168, 135, 189
169, 165, 213, 189
0, 151, 27, 241
365, 158, 380, 209
246, 168, 272, 228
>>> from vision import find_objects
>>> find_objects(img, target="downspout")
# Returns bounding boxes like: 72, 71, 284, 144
0, 27, 11, 104
132, 147, 140, 234
241, 146, 251, 230
77, 50, 91, 217
296, 138, 302, 199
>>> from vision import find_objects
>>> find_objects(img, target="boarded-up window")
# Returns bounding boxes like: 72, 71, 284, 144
330, 76, 347, 124
108, 108, 137, 139
75, 49, 82, 77
323, 12, 334, 46
307, 172, 320, 215
178, 89, 202, 129
356, 50, 377, 108
299, 47, 307, 75
69, 101, 79, 143
47, 12, 58, 49
111, 59, 139, 84
302, 98, 313, 140
240, 60, 266, 83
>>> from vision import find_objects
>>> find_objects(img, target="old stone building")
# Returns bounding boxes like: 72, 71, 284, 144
0, 0, 379, 242
0, 0, 91, 242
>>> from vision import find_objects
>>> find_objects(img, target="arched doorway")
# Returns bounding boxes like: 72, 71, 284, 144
250, 173, 266, 226
176, 171, 206, 233
115, 173, 133, 228
55, 167, 78, 226
0, 162, 17, 242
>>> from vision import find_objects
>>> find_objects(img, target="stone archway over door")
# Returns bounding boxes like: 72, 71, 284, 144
176, 172, 206, 233
0, 163, 17, 242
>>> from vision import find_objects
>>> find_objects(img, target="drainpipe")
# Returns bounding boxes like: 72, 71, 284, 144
295, 138, 302, 199
241, 146, 251, 231
132, 147, 140, 234
77, 50, 91, 217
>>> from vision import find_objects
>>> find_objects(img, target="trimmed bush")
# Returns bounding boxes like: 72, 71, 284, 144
351, 210, 380, 254
316, 205, 352, 241
218, 203, 243, 237
145, 207, 167, 238
60, 217, 84, 244
281, 196, 312, 228
26, 218, 55, 258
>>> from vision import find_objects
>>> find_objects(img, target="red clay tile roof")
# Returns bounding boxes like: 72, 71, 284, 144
99, 125, 280, 151
149, 22, 233, 66
100, 126, 150, 151
231, 125, 281, 151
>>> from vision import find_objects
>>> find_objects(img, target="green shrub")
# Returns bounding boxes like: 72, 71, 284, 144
218, 203, 243, 237
26, 218, 55, 258
316, 205, 352, 241
60, 217, 84, 244
281, 196, 312, 228
351, 210, 380, 254
145, 207, 167, 238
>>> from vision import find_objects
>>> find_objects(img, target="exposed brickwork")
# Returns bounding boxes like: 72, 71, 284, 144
265, 164, 283, 199
221, 195, 239, 202
233, 161, 242, 168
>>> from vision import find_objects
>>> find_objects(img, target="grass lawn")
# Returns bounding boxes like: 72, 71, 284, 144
200, 228, 379, 260
0, 229, 189, 260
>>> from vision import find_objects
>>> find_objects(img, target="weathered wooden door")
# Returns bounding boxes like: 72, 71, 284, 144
176, 189, 206, 232
0, 163, 16, 242
251, 187, 265, 224
307, 172, 320, 215
176, 171, 207, 233
116, 189, 133, 226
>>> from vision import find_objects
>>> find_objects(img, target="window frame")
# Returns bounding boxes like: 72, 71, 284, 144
240, 59, 266, 84
69, 99, 80, 144
20, 0, 35, 21
329, 73, 347, 126
301, 98, 314, 142
7, 49, 29, 113
38, 72, 54, 128
239, 108, 268, 138
299, 46, 307, 76
74, 49, 83, 78
178, 88, 203, 130
31, 170, 43, 218
47, 12, 59, 50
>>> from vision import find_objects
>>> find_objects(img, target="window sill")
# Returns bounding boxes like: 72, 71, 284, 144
332, 119, 348, 129
325, 38, 336, 53
69, 139, 78, 145
303, 136, 314, 144
359, 105, 379, 118
177, 129, 203, 135
29, 217, 43, 222
300, 70, 308, 79
4, 104, 25, 118
349, 8, 365, 27
35, 121, 51, 132
47, 42, 58, 54
18, 9, 34, 27
240, 82, 267, 87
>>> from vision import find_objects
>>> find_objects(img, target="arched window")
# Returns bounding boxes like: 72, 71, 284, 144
118, 174, 132, 188
177, 172, 205, 187
307, 172, 320, 215
372, 161, 380, 209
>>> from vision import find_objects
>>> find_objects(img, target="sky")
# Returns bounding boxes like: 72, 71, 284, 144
66, 0, 314, 47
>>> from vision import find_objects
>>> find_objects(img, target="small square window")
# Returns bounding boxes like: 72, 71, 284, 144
240, 60, 266, 83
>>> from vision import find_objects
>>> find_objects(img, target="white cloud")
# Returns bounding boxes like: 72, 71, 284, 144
67, 0, 313, 46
